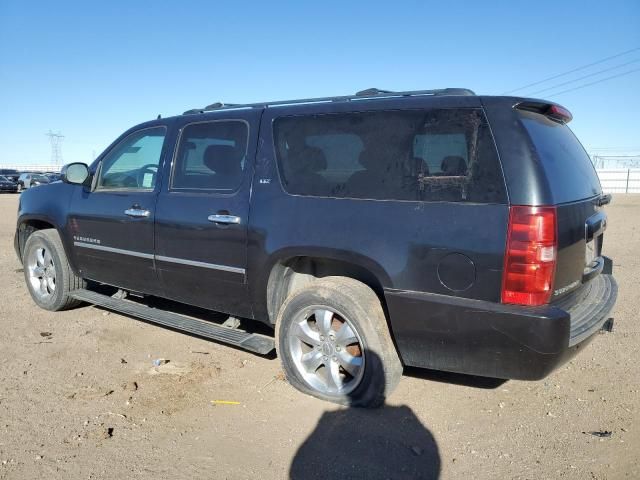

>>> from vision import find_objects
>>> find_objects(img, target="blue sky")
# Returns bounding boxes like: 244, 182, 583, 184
1, 0, 639, 166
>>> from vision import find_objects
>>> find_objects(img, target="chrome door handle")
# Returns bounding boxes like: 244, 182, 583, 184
208, 214, 241, 224
124, 208, 150, 218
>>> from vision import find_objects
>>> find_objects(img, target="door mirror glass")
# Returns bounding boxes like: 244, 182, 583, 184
61, 162, 90, 185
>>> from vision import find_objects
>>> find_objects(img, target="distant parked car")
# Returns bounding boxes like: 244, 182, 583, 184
46, 173, 62, 182
0, 169, 20, 183
0, 175, 19, 193
17, 173, 50, 191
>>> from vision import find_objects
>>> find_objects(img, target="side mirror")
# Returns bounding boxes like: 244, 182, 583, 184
61, 162, 89, 185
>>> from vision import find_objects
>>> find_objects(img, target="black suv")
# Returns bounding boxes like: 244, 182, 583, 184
14, 88, 617, 407
0, 169, 20, 184
0, 175, 19, 193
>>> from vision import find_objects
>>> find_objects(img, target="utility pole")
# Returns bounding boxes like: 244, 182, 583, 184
46, 130, 64, 166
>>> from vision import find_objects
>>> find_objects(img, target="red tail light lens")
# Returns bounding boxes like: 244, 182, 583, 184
502, 206, 557, 306
514, 101, 573, 124
547, 104, 573, 123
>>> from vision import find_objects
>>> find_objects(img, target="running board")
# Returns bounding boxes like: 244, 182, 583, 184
69, 289, 275, 355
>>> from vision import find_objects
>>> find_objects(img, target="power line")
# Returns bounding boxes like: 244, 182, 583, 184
546, 68, 640, 98
524, 58, 640, 96
502, 47, 640, 94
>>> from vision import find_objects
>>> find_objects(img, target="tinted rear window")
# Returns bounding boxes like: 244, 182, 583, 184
518, 111, 601, 203
172, 121, 248, 191
273, 109, 506, 203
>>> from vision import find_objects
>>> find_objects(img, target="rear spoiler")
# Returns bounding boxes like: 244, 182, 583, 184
514, 101, 573, 124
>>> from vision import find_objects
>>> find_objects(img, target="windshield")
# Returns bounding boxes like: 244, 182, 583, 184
33, 175, 50, 182
0, 176, 8, 181
518, 111, 601, 203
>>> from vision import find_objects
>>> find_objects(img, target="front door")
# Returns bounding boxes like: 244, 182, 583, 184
68, 125, 169, 295
154, 112, 259, 318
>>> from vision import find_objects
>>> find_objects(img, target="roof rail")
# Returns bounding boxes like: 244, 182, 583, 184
182, 87, 476, 115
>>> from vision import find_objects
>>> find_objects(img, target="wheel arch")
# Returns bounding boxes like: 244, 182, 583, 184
15, 215, 73, 269
264, 250, 393, 326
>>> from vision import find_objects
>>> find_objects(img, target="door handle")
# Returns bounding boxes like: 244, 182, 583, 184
208, 214, 241, 225
124, 208, 151, 218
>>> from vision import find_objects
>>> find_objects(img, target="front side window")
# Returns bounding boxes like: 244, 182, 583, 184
274, 109, 506, 203
98, 126, 166, 190
171, 120, 249, 191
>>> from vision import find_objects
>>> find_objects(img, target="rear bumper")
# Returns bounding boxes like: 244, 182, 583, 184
384, 272, 617, 380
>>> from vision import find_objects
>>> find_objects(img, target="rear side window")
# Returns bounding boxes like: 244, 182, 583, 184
172, 120, 248, 191
518, 111, 601, 203
273, 109, 506, 203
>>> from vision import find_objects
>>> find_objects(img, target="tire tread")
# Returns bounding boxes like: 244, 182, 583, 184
23, 229, 86, 311
276, 276, 402, 407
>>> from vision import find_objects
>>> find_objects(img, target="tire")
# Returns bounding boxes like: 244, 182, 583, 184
23, 229, 86, 311
276, 276, 402, 408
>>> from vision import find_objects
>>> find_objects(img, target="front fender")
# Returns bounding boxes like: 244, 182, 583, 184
15, 183, 78, 272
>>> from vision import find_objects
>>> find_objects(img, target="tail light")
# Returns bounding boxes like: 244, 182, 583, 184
514, 101, 573, 123
502, 206, 557, 306
546, 104, 573, 123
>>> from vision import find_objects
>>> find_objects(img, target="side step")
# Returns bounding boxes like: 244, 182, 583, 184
69, 289, 275, 355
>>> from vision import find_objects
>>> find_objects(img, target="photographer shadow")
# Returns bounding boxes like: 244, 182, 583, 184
289, 352, 441, 480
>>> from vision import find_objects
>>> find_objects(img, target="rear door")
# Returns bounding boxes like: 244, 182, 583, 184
154, 111, 260, 318
68, 125, 169, 295
516, 109, 606, 300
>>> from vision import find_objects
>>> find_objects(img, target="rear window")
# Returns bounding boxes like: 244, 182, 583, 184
518, 111, 601, 203
273, 109, 506, 203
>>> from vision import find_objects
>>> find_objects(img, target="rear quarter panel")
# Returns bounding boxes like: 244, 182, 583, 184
248, 99, 509, 322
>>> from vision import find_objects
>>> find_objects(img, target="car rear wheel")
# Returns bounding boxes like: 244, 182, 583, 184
276, 277, 402, 407
23, 229, 86, 311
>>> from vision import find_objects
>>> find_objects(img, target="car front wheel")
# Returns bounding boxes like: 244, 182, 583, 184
23, 229, 86, 311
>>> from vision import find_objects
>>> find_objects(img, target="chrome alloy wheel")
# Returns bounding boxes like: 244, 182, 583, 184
288, 308, 365, 396
27, 247, 56, 299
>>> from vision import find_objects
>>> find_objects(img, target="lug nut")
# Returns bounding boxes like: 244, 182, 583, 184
322, 355, 328, 361
335, 346, 341, 351
320, 335, 325, 341
332, 356, 338, 362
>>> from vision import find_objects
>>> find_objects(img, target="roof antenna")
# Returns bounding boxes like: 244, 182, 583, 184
157, 114, 162, 119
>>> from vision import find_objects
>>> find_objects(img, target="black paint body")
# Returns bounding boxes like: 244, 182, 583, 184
14, 94, 617, 380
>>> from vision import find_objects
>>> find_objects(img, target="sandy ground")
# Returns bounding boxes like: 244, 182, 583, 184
0, 193, 638, 480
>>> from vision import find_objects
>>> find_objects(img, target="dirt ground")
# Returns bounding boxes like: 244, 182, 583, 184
0, 193, 638, 480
